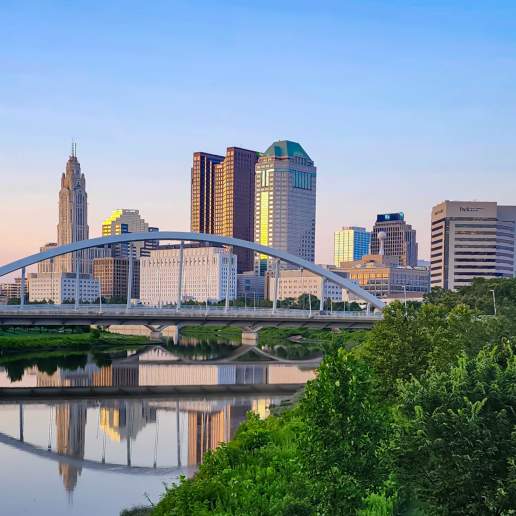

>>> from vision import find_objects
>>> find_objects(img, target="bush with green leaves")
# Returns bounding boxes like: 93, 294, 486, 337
299, 348, 391, 513
392, 341, 516, 515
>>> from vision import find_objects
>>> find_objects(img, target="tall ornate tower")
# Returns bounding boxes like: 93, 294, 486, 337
56, 144, 89, 272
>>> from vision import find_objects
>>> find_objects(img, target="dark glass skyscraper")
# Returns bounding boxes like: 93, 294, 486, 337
191, 147, 258, 272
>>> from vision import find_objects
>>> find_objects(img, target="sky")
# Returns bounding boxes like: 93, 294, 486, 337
1, 0, 516, 274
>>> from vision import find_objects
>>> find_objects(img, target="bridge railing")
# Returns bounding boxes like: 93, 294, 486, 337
0, 304, 382, 319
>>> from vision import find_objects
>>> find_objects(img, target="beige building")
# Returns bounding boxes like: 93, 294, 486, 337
431, 201, 516, 290
266, 268, 344, 302
92, 256, 140, 300
56, 145, 90, 273
338, 254, 430, 299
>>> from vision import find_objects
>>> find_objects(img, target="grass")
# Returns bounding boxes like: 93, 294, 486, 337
0, 330, 148, 352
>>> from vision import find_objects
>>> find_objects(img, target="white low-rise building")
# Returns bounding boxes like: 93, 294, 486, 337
140, 246, 237, 305
28, 272, 100, 304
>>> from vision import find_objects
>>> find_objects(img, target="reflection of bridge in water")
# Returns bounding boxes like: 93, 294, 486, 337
0, 346, 313, 494
1, 395, 286, 493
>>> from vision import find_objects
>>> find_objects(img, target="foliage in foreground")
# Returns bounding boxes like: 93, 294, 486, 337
153, 279, 516, 515
393, 342, 516, 515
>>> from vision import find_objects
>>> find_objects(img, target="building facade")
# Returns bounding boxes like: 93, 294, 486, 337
430, 201, 516, 290
92, 257, 140, 300
333, 227, 370, 266
56, 145, 90, 273
191, 148, 258, 272
337, 255, 430, 299
213, 147, 258, 272
266, 268, 344, 303
237, 272, 265, 300
0, 279, 22, 301
254, 140, 317, 273
191, 152, 225, 234
28, 272, 100, 304
102, 209, 159, 258
140, 246, 237, 305
370, 212, 418, 267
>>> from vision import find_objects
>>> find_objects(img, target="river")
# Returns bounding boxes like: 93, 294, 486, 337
0, 338, 318, 515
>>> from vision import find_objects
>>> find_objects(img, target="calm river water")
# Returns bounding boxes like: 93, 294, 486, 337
0, 339, 317, 515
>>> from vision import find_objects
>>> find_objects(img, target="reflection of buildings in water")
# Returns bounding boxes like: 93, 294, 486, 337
99, 400, 156, 442
55, 402, 87, 493
36, 363, 113, 388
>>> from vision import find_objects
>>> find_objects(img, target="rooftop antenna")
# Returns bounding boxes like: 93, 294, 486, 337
71, 141, 77, 157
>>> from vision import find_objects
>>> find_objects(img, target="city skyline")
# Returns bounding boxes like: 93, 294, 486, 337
2, 1, 516, 271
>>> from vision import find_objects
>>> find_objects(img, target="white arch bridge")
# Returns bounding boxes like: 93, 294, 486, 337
0, 232, 384, 337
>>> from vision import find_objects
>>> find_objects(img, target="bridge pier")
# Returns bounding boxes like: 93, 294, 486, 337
149, 330, 164, 342
241, 326, 262, 346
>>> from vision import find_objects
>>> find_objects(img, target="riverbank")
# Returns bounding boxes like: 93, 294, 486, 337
0, 330, 148, 353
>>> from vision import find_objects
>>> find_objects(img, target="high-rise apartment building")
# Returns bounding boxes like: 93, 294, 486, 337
333, 227, 371, 267
191, 152, 225, 234
370, 212, 417, 266
191, 148, 258, 272
102, 209, 159, 258
254, 140, 317, 273
56, 144, 89, 273
430, 201, 516, 290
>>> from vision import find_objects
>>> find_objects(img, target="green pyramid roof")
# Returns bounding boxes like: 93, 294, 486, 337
263, 140, 312, 161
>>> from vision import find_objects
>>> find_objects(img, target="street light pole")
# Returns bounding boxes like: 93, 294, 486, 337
490, 289, 497, 316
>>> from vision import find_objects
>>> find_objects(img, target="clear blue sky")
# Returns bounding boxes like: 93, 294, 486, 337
1, 0, 516, 268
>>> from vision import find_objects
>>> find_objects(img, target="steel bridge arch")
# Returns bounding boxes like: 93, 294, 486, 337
0, 232, 385, 310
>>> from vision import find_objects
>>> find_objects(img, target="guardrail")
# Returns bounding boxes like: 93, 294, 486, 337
0, 304, 382, 319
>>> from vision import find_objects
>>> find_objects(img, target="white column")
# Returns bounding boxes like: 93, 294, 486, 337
272, 259, 280, 313
225, 254, 231, 312
20, 267, 26, 308
126, 243, 133, 309
75, 254, 80, 310
176, 241, 184, 311
319, 278, 324, 312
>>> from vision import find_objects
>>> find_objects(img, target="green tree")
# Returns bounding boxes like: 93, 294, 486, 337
299, 348, 391, 514
359, 301, 506, 398
392, 342, 516, 515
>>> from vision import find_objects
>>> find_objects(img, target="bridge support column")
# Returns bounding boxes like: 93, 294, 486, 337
272, 259, 280, 313
75, 255, 80, 310
19, 402, 24, 442
164, 325, 180, 344
241, 326, 262, 346
176, 241, 184, 311
126, 243, 133, 309
149, 328, 164, 342
20, 267, 26, 308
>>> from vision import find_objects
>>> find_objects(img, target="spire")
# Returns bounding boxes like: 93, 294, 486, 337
71, 141, 77, 158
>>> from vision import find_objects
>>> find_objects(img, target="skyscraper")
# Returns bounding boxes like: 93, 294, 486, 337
333, 227, 371, 266
56, 144, 89, 273
370, 212, 418, 267
191, 147, 258, 272
191, 152, 224, 234
102, 209, 159, 258
431, 201, 516, 290
254, 140, 316, 273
